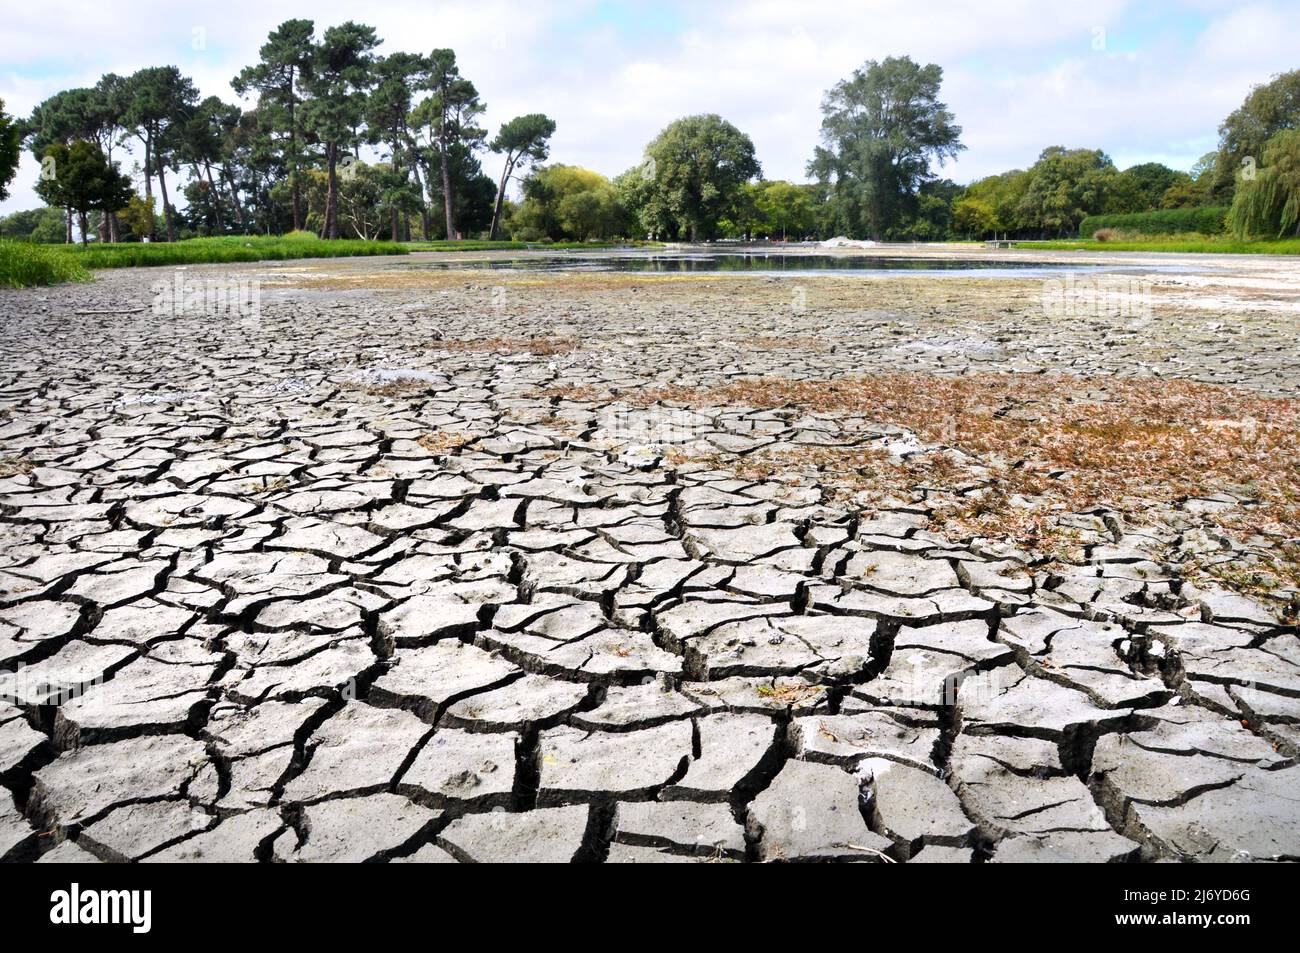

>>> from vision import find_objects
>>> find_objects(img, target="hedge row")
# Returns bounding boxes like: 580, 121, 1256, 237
1078, 207, 1228, 237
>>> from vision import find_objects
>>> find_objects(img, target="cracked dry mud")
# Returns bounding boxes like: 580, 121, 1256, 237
2, 249, 1299, 864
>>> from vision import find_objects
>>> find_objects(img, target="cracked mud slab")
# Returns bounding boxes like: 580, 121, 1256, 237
1, 249, 1297, 863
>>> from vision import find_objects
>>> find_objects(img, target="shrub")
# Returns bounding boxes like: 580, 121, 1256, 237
1093, 228, 1117, 242
1078, 207, 1228, 238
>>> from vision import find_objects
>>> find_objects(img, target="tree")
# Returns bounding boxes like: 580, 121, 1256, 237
1161, 153, 1216, 209
634, 114, 761, 241
34, 140, 132, 245
411, 49, 486, 239
1214, 70, 1300, 202
366, 52, 429, 240
1228, 128, 1300, 238
1016, 147, 1116, 237
895, 178, 960, 240
510, 164, 627, 241
117, 194, 158, 240
23, 86, 123, 241
752, 180, 818, 240
24, 87, 113, 158
121, 66, 199, 241
179, 96, 247, 234
1107, 162, 1187, 214
488, 113, 555, 239
809, 56, 963, 240
959, 169, 1031, 238
0, 207, 66, 242
300, 22, 379, 239
233, 20, 316, 231
225, 107, 287, 235
418, 142, 496, 239
953, 196, 997, 238
0, 99, 18, 201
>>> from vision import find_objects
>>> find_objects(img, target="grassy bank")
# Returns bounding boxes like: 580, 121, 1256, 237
1017, 237, 1300, 254
60, 234, 409, 270
0, 234, 667, 287
0, 240, 92, 288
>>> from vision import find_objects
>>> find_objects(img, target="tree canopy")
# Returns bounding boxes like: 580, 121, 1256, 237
509, 164, 627, 241
34, 140, 132, 245
1213, 69, 1300, 202
0, 99, 19, 202
1229, 128, 1300, 238
488, 113, 556, 239
809, 56, 963, 239
626, 114, 760, 241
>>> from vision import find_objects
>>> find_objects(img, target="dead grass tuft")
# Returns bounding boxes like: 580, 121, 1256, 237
0, 456, 34, 477
536, 384, 607, 402
755, 682, 825, 705
340, 374, 434, 397
416, 431, 474, 453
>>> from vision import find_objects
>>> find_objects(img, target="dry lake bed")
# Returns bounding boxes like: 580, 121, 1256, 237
1, 245, 1298, 863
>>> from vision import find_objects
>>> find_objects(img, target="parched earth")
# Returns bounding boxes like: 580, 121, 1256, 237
1, 248, 1299, 863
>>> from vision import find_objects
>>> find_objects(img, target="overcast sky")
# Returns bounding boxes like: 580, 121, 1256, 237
2, 0, 1298, 214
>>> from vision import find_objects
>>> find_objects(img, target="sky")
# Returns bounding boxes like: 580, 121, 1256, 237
2, 0, 1298, 214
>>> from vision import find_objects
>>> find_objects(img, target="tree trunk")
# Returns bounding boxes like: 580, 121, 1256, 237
203, 161, 224, 230
157, 156, 175, 242
439, 137, 455, 240
78, 210, 90, 247
288, 82, 302, 232
141, 135, 156, 241
222, 166, 247, 231
410, 162, 431, 239
325, 143, 339, 240
489, 153, 515, 241
108, 211, 119, 243
65, 207, 73, 244
390, 148, 401, 241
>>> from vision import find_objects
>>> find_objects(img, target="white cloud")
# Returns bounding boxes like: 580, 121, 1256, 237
3, 0, 1298, 213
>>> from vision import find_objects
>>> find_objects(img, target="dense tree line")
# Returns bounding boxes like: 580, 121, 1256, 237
5, 20, 556, 244
2, 35, 1298, 245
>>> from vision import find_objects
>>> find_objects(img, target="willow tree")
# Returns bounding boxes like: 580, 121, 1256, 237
1228, 129, 1300, 238
1213, 70, 1300, 203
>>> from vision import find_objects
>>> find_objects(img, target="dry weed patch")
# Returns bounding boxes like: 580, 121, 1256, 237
347, 378, 432, 397
646, 373, 1298, 603
0, 456, 34, 477
416, 431, 476, 453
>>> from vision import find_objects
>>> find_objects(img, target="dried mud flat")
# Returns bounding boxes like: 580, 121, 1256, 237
1, 248, 1298, 864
